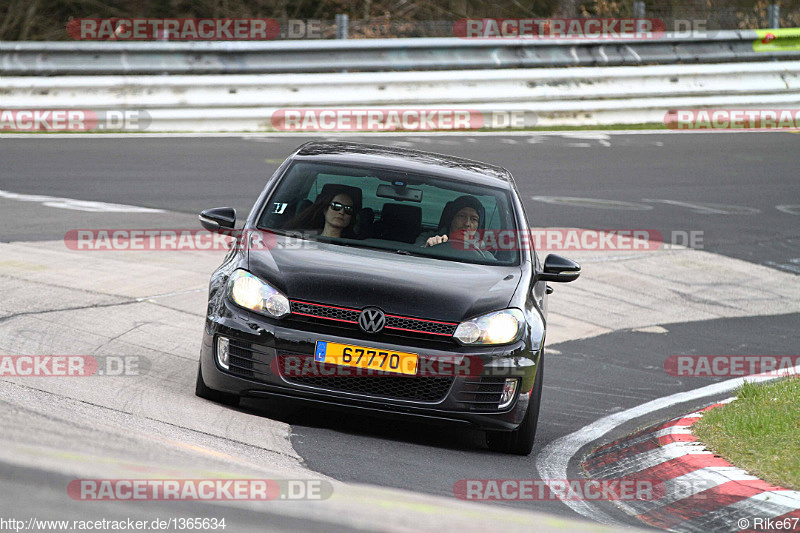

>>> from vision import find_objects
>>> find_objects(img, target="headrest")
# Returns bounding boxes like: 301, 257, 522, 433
353, 207, 375, 239
380, 203, 422, 244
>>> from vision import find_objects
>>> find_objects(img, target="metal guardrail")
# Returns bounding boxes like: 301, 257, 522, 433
2, 32, 799, 129
1, 31, 799, 75
3, 61, 798, 129
4, 62, 798, 108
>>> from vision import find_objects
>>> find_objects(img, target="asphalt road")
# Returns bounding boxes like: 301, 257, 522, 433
1, 132, 798, 531
1, 132, 799, 272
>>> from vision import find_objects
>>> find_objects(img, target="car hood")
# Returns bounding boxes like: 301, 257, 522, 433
248, 241, 523, 322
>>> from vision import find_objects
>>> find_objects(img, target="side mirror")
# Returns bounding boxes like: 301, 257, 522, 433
199, 207, 236, 233
537, 254, 581, 283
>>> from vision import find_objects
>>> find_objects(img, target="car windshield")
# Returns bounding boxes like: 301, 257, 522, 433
257, 161, 520, 266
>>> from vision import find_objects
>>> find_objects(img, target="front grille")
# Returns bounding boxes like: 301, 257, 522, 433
290, 300, 457, 337
223, 339, 275, 380
285, 373, 454, 402
227, 341, 256, 378
457, 376, 507, 411
291, 301, 359, 324
384, 315, 457, 336
223, 341, 454, 403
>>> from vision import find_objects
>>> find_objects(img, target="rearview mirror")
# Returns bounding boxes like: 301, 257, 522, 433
376, 184, 422, 202
537, 254, 581, 283
199, 207, 236, 233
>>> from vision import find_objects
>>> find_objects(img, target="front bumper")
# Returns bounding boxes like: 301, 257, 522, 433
200, 302, 542, 431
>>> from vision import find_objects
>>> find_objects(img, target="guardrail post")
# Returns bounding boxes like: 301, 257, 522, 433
633, 1, 646, 19
335, 14, 349, 39
556, 0, 577, 17
767, 4, 780, 28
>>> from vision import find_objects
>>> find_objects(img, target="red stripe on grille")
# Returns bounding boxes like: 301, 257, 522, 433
385, 326, 453, 336
385, 315, 458, 326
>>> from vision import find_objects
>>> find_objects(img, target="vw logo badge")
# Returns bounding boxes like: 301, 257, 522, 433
358, 307, 386, 333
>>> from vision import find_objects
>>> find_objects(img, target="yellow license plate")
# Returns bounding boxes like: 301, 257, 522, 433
314, 341, 418, 375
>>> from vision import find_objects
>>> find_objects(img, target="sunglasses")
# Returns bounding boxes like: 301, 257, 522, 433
329, 202, 355, 215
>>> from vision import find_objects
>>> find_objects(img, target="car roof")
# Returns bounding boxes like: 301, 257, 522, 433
292, 141, 515, 188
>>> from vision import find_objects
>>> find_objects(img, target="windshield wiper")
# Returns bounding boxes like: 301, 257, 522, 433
395, 249, 429, 257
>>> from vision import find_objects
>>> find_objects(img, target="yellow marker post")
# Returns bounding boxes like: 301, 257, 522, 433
754, 28, 800, 52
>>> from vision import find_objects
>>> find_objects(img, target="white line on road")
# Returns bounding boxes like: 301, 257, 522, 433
642, 199, 761, 215
531, 196, 653, 210
0, 189, 165, 213
135, 288, 204, 303
777, 204, 800, 215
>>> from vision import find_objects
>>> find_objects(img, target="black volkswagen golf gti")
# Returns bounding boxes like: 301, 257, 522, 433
196, 141, 580, 455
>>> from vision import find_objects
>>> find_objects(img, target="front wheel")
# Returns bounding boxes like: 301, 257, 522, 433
486, 353, 544, 455
195, 362, 240, 407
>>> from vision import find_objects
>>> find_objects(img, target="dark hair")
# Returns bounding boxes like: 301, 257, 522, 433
286, 190, 356, 235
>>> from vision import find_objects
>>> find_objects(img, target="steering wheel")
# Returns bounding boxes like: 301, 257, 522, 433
441, 237, 494, 260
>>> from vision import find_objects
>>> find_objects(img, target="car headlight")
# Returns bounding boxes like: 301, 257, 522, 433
454, 308, 525, 345
228, 269, 290, 318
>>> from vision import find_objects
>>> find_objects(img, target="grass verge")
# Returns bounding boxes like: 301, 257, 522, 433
693, 376, 800, 490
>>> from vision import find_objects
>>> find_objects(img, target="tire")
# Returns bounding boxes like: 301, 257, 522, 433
195, 362, 240, 407
486, 353, 544, 455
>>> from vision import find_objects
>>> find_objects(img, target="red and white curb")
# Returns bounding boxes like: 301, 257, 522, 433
582, 400, 800, 532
